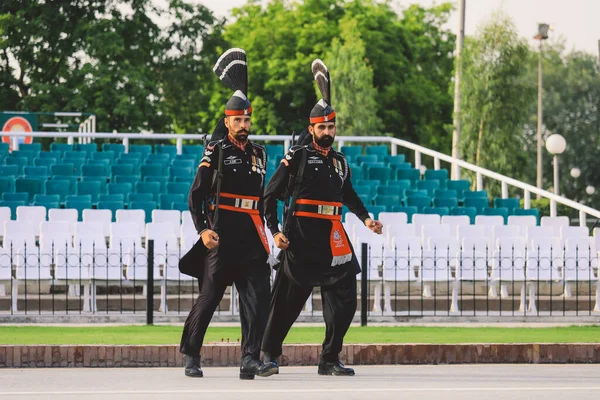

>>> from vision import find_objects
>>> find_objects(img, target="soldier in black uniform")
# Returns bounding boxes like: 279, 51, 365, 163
179, 48, 277, 380
261, 59, 383, 376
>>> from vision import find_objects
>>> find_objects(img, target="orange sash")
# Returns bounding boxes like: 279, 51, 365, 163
295, 199, 353, 266
212, 192, 270, 254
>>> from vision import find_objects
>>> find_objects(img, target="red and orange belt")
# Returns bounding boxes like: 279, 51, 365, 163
294, 199, 352, 266
210, 192, 270, 254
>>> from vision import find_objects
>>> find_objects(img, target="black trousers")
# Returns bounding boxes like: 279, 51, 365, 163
261, 270, 357, 363
179, 251, 271, 359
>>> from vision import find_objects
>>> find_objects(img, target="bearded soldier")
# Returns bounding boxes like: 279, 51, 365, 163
179, 48, 277, 380
261, 59, 383, 376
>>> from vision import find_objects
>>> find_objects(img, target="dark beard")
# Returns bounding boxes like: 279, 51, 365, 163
315, 135, 334, 147
233, 129, 249, 142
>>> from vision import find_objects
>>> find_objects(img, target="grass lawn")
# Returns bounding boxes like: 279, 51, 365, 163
1, 325, 599, 345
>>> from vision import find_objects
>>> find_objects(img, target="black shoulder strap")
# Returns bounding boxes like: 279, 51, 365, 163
283, 148, 307, 236
212, 141, 226, 230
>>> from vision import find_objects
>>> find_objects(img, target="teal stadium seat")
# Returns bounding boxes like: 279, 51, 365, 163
406, 189, 428, 198
33, 201, 59, 210
63, 151, 87, 161
114, 175, 139, 186
141, 164, 165, 179
66, 194, 92, 203
24, 166, 48, 178
356, 155, 378, 165
50, 143, 74, 154
99, 194, 124, 203
65, 200, 92, 221
2, 192, 29, 202
340, 146, 362, 160
376, 185, 404, 197
33, 158, 55, 168
386, 179, 412, 191
424, 169, 449, 188
97, 201, 124, 221
512, 208, 540, 224
87, 159, 111, 169
362, 162, 385, 177
52, 175, 78, 193
423, 207, 450, 216
391, 206, 418, 223
384, 154, 406, 165
171, 159, 195, 170
0, 177, 16, 195
45, 179, 71, 203
129, 201, 157, 222
0, 165, 19, 177
417, 180, 440, 197
10, 150, 38, 165
119, 152, 144, 161
5, 157, 27, 174
102, 143, 126, 154
146, 154, 171, 165
15, 177, 44, 202
365, 145, 388, 161
396, 168, 420, 188
111, 164, 136, 177
144, 176, 169, 192
159, 193, 185, 209
91, 150, 115, 162
354, 185, 370, 198
50, 163, 76, 176
434, 198, 458, 208
483, 207, 509, 223
182, 145, 204, 156
82, 164, 108, 179
39, 151, 61, 160
391, 162, 411, 171
367, 205, 387, 219
374, 195, 400, 208
154, 145, 178, 156
265, 145, 284, 157
494, 198, 520, 213
19, 143, 42, 153
0, 143, 8, 154
136, 181, 161, 202
171, 202, 189, 212
464, 190, 488, 199
464, 198, 488, 214
75, 143, 98, 155
129, 144, 152, 156
406, 196, 431, 212
107, 183, 133, 198
128, 193, 154, 203
367, 166, 392, 183
34, 194, 60, 204
166, 182, 190, 196
169, 167, 192, 180
451, 207, 477, 224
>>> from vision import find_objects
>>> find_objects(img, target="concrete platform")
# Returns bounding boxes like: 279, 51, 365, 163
1, 365, 599, 400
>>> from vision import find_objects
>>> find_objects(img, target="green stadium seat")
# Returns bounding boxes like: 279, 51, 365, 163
19, 143, 42, 152
81, 176, 108, 192
166, 182, 190, 196
406, 196, 431, 212
97, 201, 124, 221
63, 151, 87, 160
128, 193, 154, 203
0, 165, 19, 177
102, 143, 126, 154
33, 194, 60, 204
136, 181, 161, 202
33, 158, 55, 168
447, 180, 471, 201
374, 195, 400, 208
0, 177, 16, 195
171, 159, 195, 170
2, 192, 29, 202
66, 194, 92, 204
464, 190, 488, 199
114, 175, 139, 186
33, 201, 59, 210
169, 167, 193, 180
50, 143, 74, 154
99, 194, 125, 203
182, 145, 204, 156
129, 144, 152, 156
424, 169, 449, 188
367, 166, 392, 183
141, 164, 165, 179
451, 207, 477, 224
111, 164, 136, 177
433, 198, 458, 208
365, 145, 388, 161
75, 143, 98, 155
39, 151, 62, 159
417, 180, 440, 197
356, 155, 378, 165
15, 177, 44, 202
5, 157, 27, 174
45, 179, 71, 203
0, 200, 26, 219
65, 200, 92, 221
464, 198, 489, 213
91, 151, 115, 163
155, 144, 178, 156
50, 163, 76, 176
171, 201, 188, 212
129, 201, 157, 222
483, 207, 509, 223
82, 164, 108, 178
76, 180, 102, 204
396, 168, 420, 187
24, 166, 49, 178
159, 193, 185, 209
406, 189, 428, 198
423, 207, 450, 216
367, 205, 387, 219
107, 183, 133, 198
494, 198, 520, 213
512, 208, 540, 224
390, 206, 418, 223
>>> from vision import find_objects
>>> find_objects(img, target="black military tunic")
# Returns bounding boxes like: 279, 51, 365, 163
261, 142, 370, 363
180, 135, 271, 360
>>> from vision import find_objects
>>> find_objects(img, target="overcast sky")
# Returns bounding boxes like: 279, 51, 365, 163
197, 0, 600, 56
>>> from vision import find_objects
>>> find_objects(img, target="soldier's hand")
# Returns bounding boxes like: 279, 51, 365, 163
365, 218, 383, 235
274, 232, 290, 250
200, 229, 220, 249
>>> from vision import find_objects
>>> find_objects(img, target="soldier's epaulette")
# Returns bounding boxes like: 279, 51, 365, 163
205, 139, 223, 151
281, 145, 306, 167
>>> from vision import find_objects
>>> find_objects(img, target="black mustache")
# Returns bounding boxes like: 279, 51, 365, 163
236, 129, 249, 135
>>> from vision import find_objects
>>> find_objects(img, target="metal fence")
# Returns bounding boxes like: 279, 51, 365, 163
1, 240, 599, 321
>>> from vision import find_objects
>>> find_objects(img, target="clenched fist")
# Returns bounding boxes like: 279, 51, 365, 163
365, 218, 383, 235
274, 232, 290, 250
200, 229, 220, 249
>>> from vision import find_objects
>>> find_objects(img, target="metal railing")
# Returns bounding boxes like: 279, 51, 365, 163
4, 130, 598, 223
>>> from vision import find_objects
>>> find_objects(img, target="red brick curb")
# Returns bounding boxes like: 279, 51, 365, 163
1, 344, 599, 367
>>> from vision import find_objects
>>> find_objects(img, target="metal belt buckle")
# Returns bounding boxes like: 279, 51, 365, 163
240, 198, 254, 210
320, 205, 335, 216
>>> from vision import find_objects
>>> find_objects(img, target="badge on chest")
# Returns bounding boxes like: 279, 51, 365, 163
333, 158, 344, 177
251, 155, 266, 175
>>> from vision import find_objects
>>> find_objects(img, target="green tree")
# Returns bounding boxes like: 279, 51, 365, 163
459, 11, 535, 178
326, 17, 382, 136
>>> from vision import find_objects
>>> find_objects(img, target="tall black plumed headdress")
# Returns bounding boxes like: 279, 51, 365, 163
210, 48, 252, 141
309, 59, 335, 124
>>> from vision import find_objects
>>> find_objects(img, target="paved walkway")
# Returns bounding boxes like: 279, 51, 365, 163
1, 365, 598, 400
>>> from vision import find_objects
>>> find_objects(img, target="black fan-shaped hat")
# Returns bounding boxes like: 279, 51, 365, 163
309, 59, 335, 123
213, 48, 252, 116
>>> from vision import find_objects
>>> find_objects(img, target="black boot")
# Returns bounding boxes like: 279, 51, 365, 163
184, 354, 203, 377
239, 355, 278, 380
263, 353, 279, 375
318, 361, 355, 376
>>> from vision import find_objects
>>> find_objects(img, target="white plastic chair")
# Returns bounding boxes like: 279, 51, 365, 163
48, 208, 78, 236
541, 216, 569, 236
526, 237, 562, 312
420, 236, 459, 311
491, 237, 527, 310
82, 209, 112, 238
562, 237, 598, 308
115, 209, 146, 238
441, 215, 470, 236
507, 215, 537, 236
152, 210, 182, 238
475, 215, 505, 238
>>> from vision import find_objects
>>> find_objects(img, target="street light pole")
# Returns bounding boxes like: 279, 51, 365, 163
545, 133, 566, 196
534, 24, 549, 198
553, 155, 560, 195
451, 0, 466, 179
